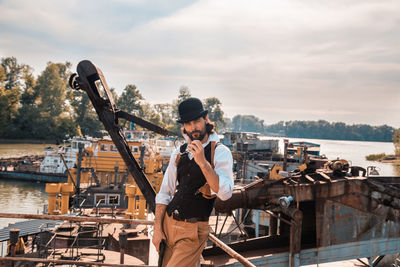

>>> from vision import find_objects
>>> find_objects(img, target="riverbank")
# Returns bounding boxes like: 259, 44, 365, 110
0, 143, 57, 158
366, 153, 400, 162
0, 139, 56, 144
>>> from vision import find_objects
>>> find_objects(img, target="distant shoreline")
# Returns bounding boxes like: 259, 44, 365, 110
0, 139, 56, 144
262, 135, 393, 144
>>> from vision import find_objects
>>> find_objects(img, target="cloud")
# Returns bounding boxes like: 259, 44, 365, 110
1, 0, 400, 127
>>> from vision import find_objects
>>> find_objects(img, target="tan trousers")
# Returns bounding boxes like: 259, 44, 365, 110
162, 214, 210, 267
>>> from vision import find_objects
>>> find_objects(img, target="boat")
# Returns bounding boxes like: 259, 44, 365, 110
221, 132, 325, 182
65, 133, 171, 210
0, 154, 68, 183
221, 131, 279, 154
287, 141, 321, 156
39, 136, 94, 174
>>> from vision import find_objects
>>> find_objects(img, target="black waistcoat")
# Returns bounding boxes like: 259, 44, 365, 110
166, 142, 216, 219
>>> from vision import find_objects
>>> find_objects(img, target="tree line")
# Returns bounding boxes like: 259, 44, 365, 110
228, 115, 396, 142
0, 57, 225, 142
1, 56, 397, 143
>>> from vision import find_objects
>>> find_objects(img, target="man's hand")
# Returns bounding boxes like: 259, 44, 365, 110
188, 140, 207, 167
152, 226, 166, 252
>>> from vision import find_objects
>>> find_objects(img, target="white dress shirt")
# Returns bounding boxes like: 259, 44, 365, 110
155, 132, 234, 205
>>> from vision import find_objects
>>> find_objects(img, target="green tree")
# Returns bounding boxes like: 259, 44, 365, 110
69, 89, 102, 137
36, 62, 71, 117
203, 97, 225, 131
232, 115, 265, 133
170, 87, 192, 134
177, 86, 191, 103
0, 57, 24, 137
264, 120, 395, 142
139, 102, 162, 127
35, 61, 75, 141
117, 84, 143, 113
154, 103, 174, 128
116, 84, 143, 129
222, 117, 233, 132
13, 65, 40, 138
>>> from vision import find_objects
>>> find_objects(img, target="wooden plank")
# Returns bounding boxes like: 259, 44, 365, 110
0, 256, 156, 267
208, 233, 257, 267
0, 213, 154, 225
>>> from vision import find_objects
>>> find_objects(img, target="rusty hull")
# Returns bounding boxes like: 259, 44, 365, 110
214, 170, 400, 250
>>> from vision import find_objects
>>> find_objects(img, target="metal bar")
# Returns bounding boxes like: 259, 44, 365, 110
116, 110, 178, 136
59, 153, 77, 189
372, 255, 385, 266
217, 213, 229, 238
317, 171, 331, 182
283, 139, 288, 171
214, 212, 219, 236
0, 213, 154, 225
356, 258, 369, 267
45, 233, 57, 248
304, 175, 315, 183
230, 210, 247, 238
208, 233, 256, 267
0, 256, 157, 267
289, 210, 303, 267
264, 210, 293, 226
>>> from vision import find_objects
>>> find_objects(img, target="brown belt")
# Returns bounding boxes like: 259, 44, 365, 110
172, 212, 208, 223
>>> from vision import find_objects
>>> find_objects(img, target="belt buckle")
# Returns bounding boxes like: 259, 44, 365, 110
172, 210, 180, 221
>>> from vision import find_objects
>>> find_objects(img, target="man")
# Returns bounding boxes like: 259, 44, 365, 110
152, 97, 234, 267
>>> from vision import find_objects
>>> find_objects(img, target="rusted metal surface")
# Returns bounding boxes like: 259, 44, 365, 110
216, 170, 400, 223
208, 233, 257, 267
209, 166, 400, 266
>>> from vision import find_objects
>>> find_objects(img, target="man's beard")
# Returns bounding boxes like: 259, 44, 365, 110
187, 130, 206, 141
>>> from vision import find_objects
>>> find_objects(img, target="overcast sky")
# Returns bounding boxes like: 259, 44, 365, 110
1, 0, 400, 127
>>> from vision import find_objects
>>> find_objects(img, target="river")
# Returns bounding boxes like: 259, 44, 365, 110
0, 139, 397, 229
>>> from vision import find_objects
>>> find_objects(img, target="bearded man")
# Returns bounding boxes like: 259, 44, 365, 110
152, 97, 234, 267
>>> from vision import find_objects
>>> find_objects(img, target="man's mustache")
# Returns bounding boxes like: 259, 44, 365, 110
188, 130, 201, 136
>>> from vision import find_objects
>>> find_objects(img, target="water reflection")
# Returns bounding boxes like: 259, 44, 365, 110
0, 179, 47, 228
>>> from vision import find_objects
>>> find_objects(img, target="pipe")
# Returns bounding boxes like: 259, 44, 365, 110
208, 233, 256, 267
137, 189, 146, 220
45, 183, 60, 215
119, 230, 128, 264
0, 256, 156, 267
60, 183, 74, 214
125, 185, 137, 219
283, 139, 288, 171
9, 229, 19, 267
0, 213, 154, 225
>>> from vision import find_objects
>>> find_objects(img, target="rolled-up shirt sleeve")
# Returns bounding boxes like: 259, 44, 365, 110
155, 148, 179, 205
211, 145, 234, 201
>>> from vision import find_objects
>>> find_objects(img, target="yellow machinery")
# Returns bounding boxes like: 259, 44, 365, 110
45, 183, 61, 215
68, 139, 165, 191
65, 138, 166, 216
125, 185, 137, 219
60, 183, 74, 214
